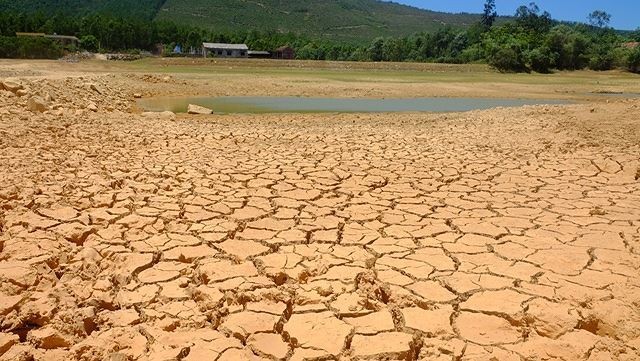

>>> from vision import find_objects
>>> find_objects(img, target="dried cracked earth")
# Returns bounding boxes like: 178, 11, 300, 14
1, 71, 640, 361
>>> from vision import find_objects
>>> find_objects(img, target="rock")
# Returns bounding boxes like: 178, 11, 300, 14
187, 104, 213, 115
0, 333, 19, 356
27, 96, 49, 113
1, 81, 23, 93
141, 111, 176, 121
15, 89, 28, 97
133, 93, 142, 99
27, 326, 70, 349
0, 295, 22, 316
87, 102, 98, 112
88, 83, 102, 94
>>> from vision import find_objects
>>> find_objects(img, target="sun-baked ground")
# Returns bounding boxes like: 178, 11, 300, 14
0, 59, 639, 361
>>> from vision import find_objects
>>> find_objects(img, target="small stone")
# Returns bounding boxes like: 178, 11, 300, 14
87, 102, 98, 112
133, 93, 142, 98
141, 111, 176, 121
88, 83, 102, 94
27, 326, 70, 349
27, 96, 48, 112
0, 333, 19, 356
2, 80, 23, 93
0, 295, 22, 315
187, 104, 213, 115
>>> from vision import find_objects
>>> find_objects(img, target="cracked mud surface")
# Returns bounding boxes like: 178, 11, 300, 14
1, 64, 640, 360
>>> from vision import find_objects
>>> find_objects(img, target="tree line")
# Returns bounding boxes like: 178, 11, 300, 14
0, 1, 639, 73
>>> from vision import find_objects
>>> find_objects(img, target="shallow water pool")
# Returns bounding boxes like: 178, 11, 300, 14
138, 96, 569, 114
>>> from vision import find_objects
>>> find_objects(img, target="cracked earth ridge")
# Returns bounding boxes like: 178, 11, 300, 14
1, 76, 640, 361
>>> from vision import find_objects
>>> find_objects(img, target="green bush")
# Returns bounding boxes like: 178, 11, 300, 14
629, 47, 640, 73
487, 45, 528, 72
527, 47, 555, 73
80, 35, 99, 52
0, 36, 63, 59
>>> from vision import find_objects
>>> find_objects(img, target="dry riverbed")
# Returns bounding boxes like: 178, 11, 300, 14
0, 59, 639, 361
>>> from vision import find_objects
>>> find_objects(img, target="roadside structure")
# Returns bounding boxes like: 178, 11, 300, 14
202, 43, 248, 58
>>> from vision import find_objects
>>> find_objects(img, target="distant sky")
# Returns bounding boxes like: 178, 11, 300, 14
392, 0, 639, 30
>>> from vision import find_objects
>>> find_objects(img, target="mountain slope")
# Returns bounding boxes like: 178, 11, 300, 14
155, 0, 481, 41
0, 0, 167, 20
0, 0, 482, 42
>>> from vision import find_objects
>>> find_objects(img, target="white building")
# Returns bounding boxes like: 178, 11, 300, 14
202, 43, 248, 58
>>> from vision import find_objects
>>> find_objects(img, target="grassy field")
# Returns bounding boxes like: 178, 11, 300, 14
2, 58, 639, 101
122, 58, 640, 95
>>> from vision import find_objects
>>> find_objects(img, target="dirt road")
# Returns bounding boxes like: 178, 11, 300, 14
0, 60, 639, 360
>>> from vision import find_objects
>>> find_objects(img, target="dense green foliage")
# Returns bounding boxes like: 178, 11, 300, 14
0, 0, 637, 73
0, 36, 63, 59
0, 0, 484, 43
629, 47, 640, 73
0, 0, 166, 20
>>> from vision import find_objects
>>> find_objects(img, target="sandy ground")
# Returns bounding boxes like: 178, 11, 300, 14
0, 59, 639, 361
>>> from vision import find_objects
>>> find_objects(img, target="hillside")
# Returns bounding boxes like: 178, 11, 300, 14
0, 0, 166, 20
155, 0, 481, 42
0, 0, 482, 42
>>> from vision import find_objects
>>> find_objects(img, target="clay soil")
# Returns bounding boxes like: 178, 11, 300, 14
0, 58, 639, 361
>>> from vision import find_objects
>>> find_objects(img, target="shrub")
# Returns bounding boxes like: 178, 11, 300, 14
486, 44, 528, 72
527, 47, 555, 73
629, 47, 640, 73
0, 36, 63, 59
80, 35, 99, 52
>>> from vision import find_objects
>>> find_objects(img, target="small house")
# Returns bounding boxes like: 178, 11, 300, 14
202, 43, 248, 58
273, 46, 295, 60
248, 50, 271, 59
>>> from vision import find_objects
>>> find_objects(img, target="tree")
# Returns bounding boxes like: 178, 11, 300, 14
588, 10, 611, 28
515, 2, 552, 33
527, 46, 555, 73
481, 0, 497, 29
80, 35, 99, 52
368, 37, 384, 61
545, 25, 589, 70
628, 47, 640, 73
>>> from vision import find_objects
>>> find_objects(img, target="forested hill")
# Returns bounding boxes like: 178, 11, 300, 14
0, 0, 484, 42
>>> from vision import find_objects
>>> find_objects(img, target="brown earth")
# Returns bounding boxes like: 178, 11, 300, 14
0, 59, 639, 361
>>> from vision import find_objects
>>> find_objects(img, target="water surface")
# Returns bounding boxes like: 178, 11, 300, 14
138, 96, 569, 114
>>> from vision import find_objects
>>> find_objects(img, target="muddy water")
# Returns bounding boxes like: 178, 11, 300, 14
138, 96, 569, 114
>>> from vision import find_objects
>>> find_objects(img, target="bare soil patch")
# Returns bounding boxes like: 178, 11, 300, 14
0, 59, 639, 360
